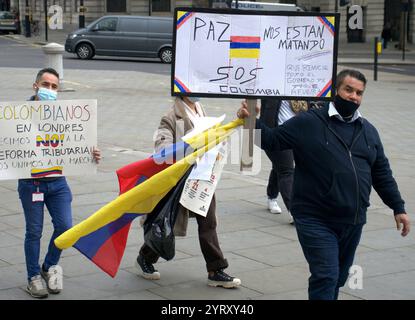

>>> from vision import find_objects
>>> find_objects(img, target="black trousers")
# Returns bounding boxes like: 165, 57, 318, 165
140, 195, 229, 272
259, 99, 294, 211
264, 148, 294, 210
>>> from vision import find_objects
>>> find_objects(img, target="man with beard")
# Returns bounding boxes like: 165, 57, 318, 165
236, 69, 410, 300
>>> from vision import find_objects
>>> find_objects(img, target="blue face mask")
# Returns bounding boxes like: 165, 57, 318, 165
37, 87, 58, 101
187, 96, 200, 103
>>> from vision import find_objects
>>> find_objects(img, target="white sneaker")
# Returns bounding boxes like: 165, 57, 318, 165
288, 212, 294, 225
268, 198, 282, 214
135, 255, 161, 280
41, 265, 63, 294
207, 270, 241, 289
26, 275, 48, 298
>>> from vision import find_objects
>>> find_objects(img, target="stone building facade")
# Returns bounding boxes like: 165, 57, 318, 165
7, 0, 414, 43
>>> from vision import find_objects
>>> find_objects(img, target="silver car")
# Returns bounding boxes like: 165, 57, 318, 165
65, 15, 173, 63
0, 11, 20, 34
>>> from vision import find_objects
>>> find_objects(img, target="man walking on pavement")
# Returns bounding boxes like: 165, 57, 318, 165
237, 69, 410, 300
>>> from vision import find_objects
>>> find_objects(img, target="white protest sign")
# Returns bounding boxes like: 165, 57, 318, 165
0, 99, 97, 180
180, 141, 228, 217
172, 8, 339, 100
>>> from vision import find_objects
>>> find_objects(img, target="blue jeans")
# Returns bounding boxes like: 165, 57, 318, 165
294, 216, 364, 300
18, 177, 72, 281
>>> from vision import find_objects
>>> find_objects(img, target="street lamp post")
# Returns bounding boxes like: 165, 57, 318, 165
79, 0, 85, 28
24, 0, 30, 37
374, 37, 379, 81
44, 0, 48, 42
401, 0, 409, 61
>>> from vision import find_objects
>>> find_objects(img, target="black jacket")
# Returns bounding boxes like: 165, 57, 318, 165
259, 99, 316, 128
256, 104, 405, 224
259, 99, 282, 128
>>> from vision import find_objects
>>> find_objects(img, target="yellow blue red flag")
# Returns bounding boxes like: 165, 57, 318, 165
229, 36, 261, 59
54, 118, 243, 277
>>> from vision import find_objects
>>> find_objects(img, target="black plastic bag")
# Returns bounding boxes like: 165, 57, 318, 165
143, 167, 193, 260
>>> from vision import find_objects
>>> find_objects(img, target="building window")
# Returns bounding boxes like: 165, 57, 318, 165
107, 0, 126, 12
0, 0, 10, 11
152, 0, 170, 12
95, 17, 118, 31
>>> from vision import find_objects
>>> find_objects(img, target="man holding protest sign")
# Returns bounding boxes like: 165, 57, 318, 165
19, 68, 101, 298
135, 96, 241, 289
237, 69, 410, 300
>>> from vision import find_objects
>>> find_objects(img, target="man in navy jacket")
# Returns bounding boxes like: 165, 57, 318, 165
237, 69, 410, 300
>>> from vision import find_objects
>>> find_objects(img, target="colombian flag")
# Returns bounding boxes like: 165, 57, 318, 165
229, 36, 261, 59
31, 166, 63, 178
61, 142, 190, 277
54, 119, 243, 277
318, 16, 335, 36
317, 79, 332, 98
173, 77, 191, 94
176, 11, 193, 30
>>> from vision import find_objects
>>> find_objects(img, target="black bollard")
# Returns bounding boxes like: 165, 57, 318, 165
44, 0, 48, 42
79, 0, 85, 28
374, 37, 379, 81
24, 2, 30, 37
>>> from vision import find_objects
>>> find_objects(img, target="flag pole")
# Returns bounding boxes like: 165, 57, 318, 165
240, 99, 256, 172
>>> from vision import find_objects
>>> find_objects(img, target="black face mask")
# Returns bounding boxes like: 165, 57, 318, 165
334, 95, 360, 119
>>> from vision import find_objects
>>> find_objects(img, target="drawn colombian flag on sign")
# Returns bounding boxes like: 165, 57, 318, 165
229, 36, 261, 59
317, 80, 332, 98
316, 16, 335, 98
317, 16, 335, 36
31, 166, 63, 178
54, 119, 243, 277
175, 11, 193, 92
174, 77, 191, 93
176, 11, 193, 29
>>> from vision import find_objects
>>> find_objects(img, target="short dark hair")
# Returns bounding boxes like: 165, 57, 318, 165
336, 69, 367, 89
35, 68, 60, 83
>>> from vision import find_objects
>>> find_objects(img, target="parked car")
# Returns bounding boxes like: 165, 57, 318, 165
65, 15, 173, 63
0, 11, 20, 34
